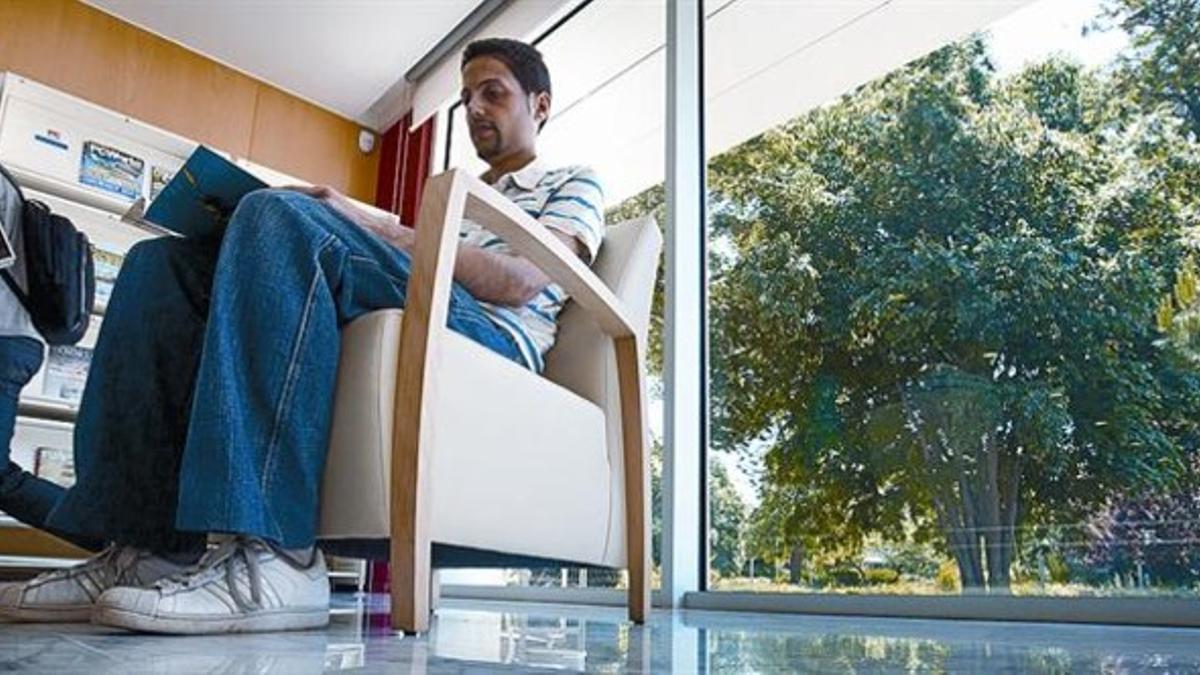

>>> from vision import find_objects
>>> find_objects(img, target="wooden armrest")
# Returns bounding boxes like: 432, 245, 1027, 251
456, 169, 635, 338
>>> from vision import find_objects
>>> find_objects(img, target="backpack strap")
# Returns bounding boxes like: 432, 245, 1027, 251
0, 162, 26, 203
1, 267, 32, 309
0, 161, 32, 310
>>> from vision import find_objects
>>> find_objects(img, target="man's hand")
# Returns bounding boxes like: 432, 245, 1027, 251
284, 184, 415, 249
283, 184, 585, 307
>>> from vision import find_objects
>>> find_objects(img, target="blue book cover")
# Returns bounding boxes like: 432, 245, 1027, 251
143, 146, 267, 239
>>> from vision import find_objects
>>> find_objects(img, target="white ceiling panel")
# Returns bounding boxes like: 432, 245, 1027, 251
704, 0, 1038, 159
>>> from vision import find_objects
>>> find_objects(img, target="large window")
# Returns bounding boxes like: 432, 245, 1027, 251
681, 0, 1200, 597
441, 0, 668, 593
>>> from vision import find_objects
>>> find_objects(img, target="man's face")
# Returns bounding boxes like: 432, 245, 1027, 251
460, 55, 549, 163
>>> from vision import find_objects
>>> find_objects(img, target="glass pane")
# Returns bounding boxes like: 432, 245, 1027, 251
702, 0, 1200, 597
442, 0, 667, 592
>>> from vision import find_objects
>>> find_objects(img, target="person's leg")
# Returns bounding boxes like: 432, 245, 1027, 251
0, 238, 222, 622
45, 235, 221, 557
92, 189, 525, 634
0, 337, 103, 551
174, 189, 525, 549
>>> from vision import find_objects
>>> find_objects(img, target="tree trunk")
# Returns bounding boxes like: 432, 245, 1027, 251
986, 442, 1023, 593
903, 367, 1023, 594
789, 543, 805, 585
936, 496, 985, 591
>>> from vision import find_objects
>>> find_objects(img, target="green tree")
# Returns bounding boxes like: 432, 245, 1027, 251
709, 458, 749, 577
706, 39, 1200, 592
609, 4, 1200, 593
1097, 0, 1200, 137
645, 441, 750, 580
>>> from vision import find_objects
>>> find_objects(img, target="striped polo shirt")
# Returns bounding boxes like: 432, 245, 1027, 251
461, 161, 605, 372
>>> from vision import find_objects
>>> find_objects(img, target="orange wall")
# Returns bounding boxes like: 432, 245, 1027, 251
0, 0, 379, 201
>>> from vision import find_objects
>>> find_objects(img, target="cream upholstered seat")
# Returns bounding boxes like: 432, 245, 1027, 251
317, 169, 661, 633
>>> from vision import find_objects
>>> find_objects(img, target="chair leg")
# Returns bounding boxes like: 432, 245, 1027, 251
388, 454, 432, 634
628, 558, 650, 624
389, 541, 431, 633
615, 336, 651, 624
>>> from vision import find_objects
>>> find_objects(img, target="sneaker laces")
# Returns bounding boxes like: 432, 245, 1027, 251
154, 536, 265, 613
33, 544, 145, 595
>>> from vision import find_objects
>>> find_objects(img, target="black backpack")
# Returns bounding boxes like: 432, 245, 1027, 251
0, 162, 95, 345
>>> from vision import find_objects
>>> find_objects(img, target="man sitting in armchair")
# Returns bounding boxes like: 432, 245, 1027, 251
0, 37, 604, 635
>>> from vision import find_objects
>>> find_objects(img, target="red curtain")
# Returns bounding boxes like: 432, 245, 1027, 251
374, 110, 436, 226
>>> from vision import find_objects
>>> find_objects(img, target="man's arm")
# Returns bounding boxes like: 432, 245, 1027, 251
288, 185, 584, 307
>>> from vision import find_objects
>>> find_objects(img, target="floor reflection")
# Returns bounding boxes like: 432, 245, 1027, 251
1, 592, 1199, 673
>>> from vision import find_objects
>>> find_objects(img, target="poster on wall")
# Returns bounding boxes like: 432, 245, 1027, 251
41, 345, 92, 404
79, 140, 144, 200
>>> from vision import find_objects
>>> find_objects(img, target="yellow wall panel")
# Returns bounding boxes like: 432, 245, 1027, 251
0, 0, 377, 200
251, 85, 381, 197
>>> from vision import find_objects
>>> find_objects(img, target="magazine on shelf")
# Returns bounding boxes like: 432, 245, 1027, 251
149, 165, 174, 201
79, 139, 145, 200
93, 247, 123, 306
141, 146, 267, 239
42, 345, 92, 404
33, 446, 75, 487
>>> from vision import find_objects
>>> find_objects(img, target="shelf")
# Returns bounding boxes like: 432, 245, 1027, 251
0, 555, 82, 570
0, 514, 30, 529
7, 164, 134, 217
17, 397, 78, 422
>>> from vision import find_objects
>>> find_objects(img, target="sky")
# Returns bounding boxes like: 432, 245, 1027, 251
679, 0, 1133, 510
988, 0, 1129, 75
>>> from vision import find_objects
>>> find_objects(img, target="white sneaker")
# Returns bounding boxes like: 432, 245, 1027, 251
93, 536, 330, 635
0, 545, 188, 622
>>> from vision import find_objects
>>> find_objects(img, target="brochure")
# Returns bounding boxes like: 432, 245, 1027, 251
142, 146, 267, 239
42, 345, 92, 404
79, 140, 144, 200
34, 446, 75, 487
149, 165, 174, 201
93, 247, 123, 306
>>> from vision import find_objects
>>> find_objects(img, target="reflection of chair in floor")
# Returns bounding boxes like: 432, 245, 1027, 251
318, 169, 662, 633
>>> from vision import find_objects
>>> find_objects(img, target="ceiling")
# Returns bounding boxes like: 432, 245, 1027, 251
449, 0, 1039, 204
82, 0, 486, 130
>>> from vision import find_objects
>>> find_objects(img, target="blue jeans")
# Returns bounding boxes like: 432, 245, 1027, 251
0, 337, 101, 549
47, 190, 526, 552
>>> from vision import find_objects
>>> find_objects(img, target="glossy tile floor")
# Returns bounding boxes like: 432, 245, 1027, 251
2, 592, 1199, 673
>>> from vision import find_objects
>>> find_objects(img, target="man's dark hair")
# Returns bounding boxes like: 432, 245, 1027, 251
462, 38, 552, 130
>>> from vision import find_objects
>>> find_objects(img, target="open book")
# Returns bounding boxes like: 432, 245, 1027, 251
141, 146, 267, 239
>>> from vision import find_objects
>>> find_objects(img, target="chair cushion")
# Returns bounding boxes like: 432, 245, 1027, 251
319, 310, 613, 566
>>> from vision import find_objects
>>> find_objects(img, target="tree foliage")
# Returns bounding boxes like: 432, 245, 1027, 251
1097, 0, 1200, 137
609, 2, 1200, 591
705, 37, 1200, 590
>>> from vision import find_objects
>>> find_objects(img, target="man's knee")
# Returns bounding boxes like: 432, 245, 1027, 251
229, 189, 318, 234
125, 236, 197, 269
227, 189, 347, 247
117, 237, 216, 309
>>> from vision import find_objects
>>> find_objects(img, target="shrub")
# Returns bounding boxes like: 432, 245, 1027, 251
863, 567, 901, 585
936, 560, 960, 592
826, 566, 864, 587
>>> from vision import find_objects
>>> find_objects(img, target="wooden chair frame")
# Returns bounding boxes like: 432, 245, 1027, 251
388, 169, 651, 633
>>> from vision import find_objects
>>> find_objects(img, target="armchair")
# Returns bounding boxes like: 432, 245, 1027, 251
317, 169, 662, 633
